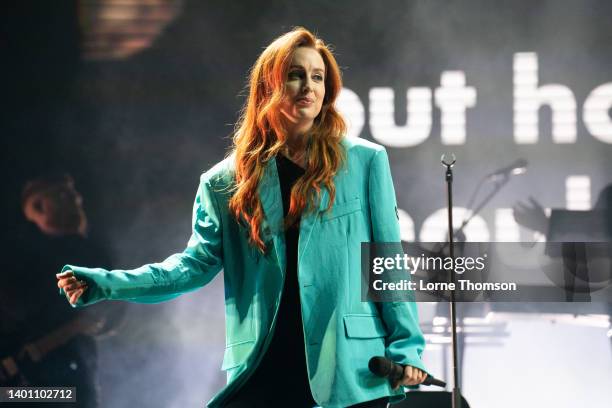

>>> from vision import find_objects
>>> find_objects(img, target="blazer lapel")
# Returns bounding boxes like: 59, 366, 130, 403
298, 186, 328, 263
299, 137, 350, 261
258, 157, 286, 275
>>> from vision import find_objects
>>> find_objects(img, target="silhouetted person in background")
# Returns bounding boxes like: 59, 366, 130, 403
513, 184, 612, 328
513, 184, 612, 239
1, 173, 123, 407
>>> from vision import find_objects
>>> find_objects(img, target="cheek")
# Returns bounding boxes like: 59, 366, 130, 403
284, 82, 300, 97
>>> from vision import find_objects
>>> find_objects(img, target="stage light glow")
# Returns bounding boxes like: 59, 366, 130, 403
79, 0, 183, 60
432, 316, 448, 326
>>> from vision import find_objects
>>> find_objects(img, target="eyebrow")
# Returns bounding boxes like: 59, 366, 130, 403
289, 65, 325, 74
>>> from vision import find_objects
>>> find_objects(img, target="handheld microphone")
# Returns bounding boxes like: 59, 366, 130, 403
368, 356, 446, 388
485, 159, 528, 180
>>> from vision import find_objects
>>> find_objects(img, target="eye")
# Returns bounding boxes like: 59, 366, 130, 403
288, 70, 303, 79
313, 74, 324, 82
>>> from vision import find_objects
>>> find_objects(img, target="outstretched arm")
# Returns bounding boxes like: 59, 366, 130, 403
57, 173, 224, 307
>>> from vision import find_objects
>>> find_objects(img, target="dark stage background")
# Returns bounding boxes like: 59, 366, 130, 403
2, 1, 611, 407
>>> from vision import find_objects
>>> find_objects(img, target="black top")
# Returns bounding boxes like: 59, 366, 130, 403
230, 154, 315, 405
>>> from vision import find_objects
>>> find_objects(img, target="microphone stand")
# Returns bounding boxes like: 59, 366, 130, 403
431, 160, 522, 408
441, 154, 462, 408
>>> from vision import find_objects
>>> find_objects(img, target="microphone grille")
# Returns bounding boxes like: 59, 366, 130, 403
368, 356, 392, 376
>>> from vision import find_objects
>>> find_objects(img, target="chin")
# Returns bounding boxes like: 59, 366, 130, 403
296, 109, 319, 120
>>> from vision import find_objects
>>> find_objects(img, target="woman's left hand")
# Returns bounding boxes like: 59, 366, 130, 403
392, 365, 428, 390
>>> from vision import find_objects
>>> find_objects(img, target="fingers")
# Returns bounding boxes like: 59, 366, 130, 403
513, 203, 525, 211
400, 366, 427, 386
63, 280, 87, 292
513, 202, 530, 213
56, 271, 73, 289
65, 283, 88, 297
56, 271, 74, 279
405, 365, 413, 382
56, 272, 87, 291
66, 286, 87, 304
391, 365, 428, 390
69, 288, 85, 305
56, 271, 88, 304
529, 197, 543, 208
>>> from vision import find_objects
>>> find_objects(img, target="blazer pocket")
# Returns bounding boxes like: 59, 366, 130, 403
343, 314, 388, 339
321, 197, 362, 222
221, 340, 255, 370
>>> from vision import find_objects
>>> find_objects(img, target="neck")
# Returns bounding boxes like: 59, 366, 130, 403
285, 121, 313, 150
281, 131, 310, 170
286, 133, 308, 153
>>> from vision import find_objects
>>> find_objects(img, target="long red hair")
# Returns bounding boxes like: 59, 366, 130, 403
228, 27, 346, 254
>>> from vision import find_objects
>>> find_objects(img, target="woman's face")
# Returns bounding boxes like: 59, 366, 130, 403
279, 46, 326, 134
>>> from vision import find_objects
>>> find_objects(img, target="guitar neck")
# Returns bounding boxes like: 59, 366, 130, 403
24, 316, 98, 362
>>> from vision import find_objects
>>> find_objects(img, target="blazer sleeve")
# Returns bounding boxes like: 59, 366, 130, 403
59, 173, 224, 308
368, 147, 428, 374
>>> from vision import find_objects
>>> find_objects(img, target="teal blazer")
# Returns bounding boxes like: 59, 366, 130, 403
60, 137, 427, 407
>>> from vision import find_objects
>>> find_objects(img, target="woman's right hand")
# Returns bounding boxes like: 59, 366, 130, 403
56, 270, 88, 305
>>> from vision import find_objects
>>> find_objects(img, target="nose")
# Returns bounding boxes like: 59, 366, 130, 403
301, 76, 313, 93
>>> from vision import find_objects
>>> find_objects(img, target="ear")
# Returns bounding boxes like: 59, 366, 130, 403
32, 197, 45, 213
25, 195, 52, 225
23, 195, 40, 217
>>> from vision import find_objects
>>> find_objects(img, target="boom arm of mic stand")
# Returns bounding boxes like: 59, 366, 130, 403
439, 174, 512, 253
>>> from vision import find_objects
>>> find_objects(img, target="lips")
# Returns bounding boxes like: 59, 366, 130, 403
296, 96, 314, 105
